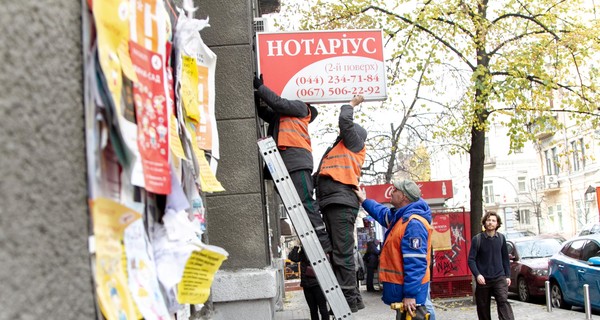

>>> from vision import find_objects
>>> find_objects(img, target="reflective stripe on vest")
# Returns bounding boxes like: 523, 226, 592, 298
379, 215, 433, 285
278, 111, 312, 152
319, 141, 366, 188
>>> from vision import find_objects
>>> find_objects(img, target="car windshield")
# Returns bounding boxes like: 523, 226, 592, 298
515, 239, 563, 259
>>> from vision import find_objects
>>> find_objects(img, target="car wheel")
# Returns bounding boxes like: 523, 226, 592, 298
550, 282, 572, 310
518, 277, 530, 302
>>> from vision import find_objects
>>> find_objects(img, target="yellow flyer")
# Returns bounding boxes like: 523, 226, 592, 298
181, 55, 200, 122
93, 0, 135, 107
169, 114, 187, 160
186, 124, 224, 192
92, 198, 142, 320
176, 245, 228, 304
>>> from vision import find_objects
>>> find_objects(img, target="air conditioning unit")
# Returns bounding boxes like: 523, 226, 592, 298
545, 175, 559, 188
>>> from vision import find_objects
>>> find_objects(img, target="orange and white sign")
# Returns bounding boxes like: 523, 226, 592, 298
256, 30, 387, 103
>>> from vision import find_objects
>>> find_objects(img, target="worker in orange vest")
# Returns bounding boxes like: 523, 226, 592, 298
254, 75, 332, 253
355, 179, 436, 320
315, 94, 367, 312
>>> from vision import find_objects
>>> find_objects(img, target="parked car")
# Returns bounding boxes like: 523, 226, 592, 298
507, 235, 565, 302
578, 222, 600, 236
548, 234, 600, 311
505, 230, 536, 239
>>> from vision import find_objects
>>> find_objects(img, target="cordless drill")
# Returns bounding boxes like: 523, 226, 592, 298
390, 302, 430, 320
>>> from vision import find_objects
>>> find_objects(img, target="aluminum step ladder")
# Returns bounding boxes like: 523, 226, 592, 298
258, 137, 353, 320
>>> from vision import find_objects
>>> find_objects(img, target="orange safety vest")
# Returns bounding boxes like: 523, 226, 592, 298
379, 215, 433, 285
319, 141, 366, 188
277, 109, 312, 152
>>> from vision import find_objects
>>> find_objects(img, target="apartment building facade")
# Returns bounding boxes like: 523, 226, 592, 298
480, 112, 600, 237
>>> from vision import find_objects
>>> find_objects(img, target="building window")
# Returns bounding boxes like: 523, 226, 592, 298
571, 140, 580, 171
580, 138, 586, 168
518, 176, 527, 192
521, 209, 531, 225
545, 150, 552, 175
483, 180, 494, 204
557, 204, 563, 229
484, 137, 491, 159
551, 147, 560, 175
548, 206, 555, 227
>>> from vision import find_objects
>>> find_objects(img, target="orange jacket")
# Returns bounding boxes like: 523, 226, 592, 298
319, 141, 365, 188
278, 111, 312, 152
379, 215, 433, 285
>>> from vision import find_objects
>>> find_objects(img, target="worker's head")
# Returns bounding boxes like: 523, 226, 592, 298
307, 104, 318, 123
481, 211, 502, 231
354, 123, 367, 142
391, 179, 421, 208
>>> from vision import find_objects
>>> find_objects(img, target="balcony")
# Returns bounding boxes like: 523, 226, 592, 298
484, 155, 496, 166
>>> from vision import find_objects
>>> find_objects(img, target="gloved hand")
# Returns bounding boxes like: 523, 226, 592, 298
253, 74, 264, 89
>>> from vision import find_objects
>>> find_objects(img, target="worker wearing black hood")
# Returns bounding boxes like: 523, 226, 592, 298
315, 94, 367, 312
254, 75, 332, 254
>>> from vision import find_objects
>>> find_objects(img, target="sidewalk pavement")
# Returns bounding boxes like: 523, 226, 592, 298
275, 284, 594, 320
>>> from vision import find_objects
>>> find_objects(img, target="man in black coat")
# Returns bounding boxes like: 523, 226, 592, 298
254, 76, 332, 253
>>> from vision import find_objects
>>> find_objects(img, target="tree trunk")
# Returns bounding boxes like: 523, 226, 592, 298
469, 123, 485, 239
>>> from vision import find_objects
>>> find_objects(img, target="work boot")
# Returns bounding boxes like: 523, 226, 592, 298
357, 300, 365, 310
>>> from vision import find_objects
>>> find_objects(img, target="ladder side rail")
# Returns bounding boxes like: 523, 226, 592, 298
258, 138, 353, 319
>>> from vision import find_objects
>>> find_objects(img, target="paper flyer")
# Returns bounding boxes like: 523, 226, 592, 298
190, 64, 213, 151
124, 220, 170, 320
129, 41, 171, 194
432, 214, 452, 250
92, 197, 142, 320
180, 55, 200, 122
176, 245, 228, 304
92, 0, 136, 108
186, 131, 224, 192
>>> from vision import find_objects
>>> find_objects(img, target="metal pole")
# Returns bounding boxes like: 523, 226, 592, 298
584, 284, 592, 319
536, 205, 541, 234
545, 281, 552, 312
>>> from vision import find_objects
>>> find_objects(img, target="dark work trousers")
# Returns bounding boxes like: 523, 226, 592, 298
322, 204, 359, 307
303, 285, 329, 320
355, 272, 364, 307
289, 170, 332, 253
475, 277, 514, 320
366, 266, 377, 291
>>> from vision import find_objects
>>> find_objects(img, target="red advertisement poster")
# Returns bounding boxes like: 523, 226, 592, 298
256, 30, 387, 103
433, 212, 470, 278
129, 41, 171, 194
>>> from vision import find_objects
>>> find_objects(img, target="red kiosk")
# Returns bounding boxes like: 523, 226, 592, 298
361, 180, 472, 298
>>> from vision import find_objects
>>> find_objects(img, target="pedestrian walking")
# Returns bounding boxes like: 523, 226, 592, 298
468, 211, 515, 320
363, 240, 380, 292
288, 245, 329, 320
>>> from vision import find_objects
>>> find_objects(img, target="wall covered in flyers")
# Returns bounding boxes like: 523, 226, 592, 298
83, 0, 227, 319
